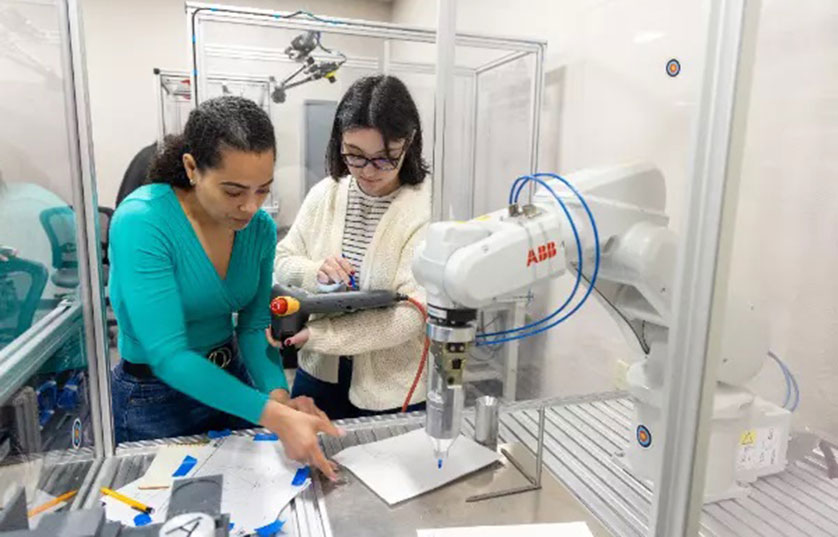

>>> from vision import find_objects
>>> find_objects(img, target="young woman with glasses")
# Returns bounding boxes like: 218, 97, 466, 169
270, 75, 431, 419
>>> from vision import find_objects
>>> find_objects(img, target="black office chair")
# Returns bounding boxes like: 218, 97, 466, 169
0, 257, 49, 346
39, 206, 79, 293
97, 206, 118, 348
97, 207, 114, 284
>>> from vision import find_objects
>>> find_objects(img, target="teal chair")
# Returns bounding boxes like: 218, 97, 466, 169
0, 257, 49, 346
39, 206, 79, 291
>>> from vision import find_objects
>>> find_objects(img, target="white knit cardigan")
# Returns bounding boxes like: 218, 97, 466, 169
274, 176, 430, 410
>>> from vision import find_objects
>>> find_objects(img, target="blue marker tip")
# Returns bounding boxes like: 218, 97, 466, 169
437, 459, 443, 469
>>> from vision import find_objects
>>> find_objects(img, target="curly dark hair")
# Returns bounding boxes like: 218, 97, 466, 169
148, 96, 276, 188
326, 75, 429, 185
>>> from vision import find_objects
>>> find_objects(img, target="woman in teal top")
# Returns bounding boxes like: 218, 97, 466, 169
109, 96, 339, 479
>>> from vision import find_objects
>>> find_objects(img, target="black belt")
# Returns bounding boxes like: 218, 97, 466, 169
122, 340, 237, 379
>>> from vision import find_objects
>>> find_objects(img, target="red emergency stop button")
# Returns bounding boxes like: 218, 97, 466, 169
271, 297, 289, 316
270, 296, 300, 316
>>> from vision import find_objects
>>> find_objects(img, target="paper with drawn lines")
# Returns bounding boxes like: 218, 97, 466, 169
104, 436, 308, 536
190, 436, 308, 535
333, 428, 500, 505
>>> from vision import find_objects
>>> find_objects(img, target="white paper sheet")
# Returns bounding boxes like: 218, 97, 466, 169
332, 429, 500, 505
138, 444, 212, 489
417, 522, 594, 537
190, 436, 308, 536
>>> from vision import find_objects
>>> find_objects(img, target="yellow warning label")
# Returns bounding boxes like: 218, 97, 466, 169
740, 430, 756, 446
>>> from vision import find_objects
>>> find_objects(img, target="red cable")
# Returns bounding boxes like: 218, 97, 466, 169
405, 296, 428, 322
402, 297, 429, 413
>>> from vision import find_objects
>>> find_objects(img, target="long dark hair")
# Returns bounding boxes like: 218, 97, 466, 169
326, 75, 429, 185
148, 96, 276, 188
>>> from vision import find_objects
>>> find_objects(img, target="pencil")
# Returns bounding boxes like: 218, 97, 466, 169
27, 490, 77, 517
100, 487, 154, 514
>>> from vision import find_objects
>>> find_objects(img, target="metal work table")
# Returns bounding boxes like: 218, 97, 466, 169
65, 393, 837, 537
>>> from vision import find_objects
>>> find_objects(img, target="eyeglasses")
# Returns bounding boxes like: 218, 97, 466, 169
341, 141, 410, 171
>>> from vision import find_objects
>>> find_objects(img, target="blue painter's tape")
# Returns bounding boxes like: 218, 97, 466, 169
292, 466, 310, 486
254, 433, 279, 441
229, 522, 234, 531
134, 513, 152, 527
208, 429, 231, 439
255, 519, 285, 536
172, 455, 198, 477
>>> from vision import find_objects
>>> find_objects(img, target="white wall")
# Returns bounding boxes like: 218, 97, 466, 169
80, 0, 393, 213
392, 0, 838, 438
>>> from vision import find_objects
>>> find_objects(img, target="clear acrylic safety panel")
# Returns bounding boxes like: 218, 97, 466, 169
0, 0, 101, 517
701, 1, 838, 535
194, 14, 413, 228
431, 43, 541, 405
192, 10, 536, 230
158, 72, 272, 141
471, 51, 537, 219
158, 73, 193, 139
434, 2, 751, 536
392, 40, 539, 222
204, 78, 271, 111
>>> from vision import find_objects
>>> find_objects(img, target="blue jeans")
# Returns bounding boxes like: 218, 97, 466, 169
112, 354, 253, 443
291, 357, 425, 420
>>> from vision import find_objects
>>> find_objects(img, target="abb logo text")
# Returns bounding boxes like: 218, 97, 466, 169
527, 241, 558, 267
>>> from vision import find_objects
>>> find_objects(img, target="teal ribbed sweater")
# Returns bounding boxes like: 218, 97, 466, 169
109, 184, 286, 424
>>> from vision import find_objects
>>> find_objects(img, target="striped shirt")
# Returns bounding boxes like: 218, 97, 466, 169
341, 178, 399, 286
